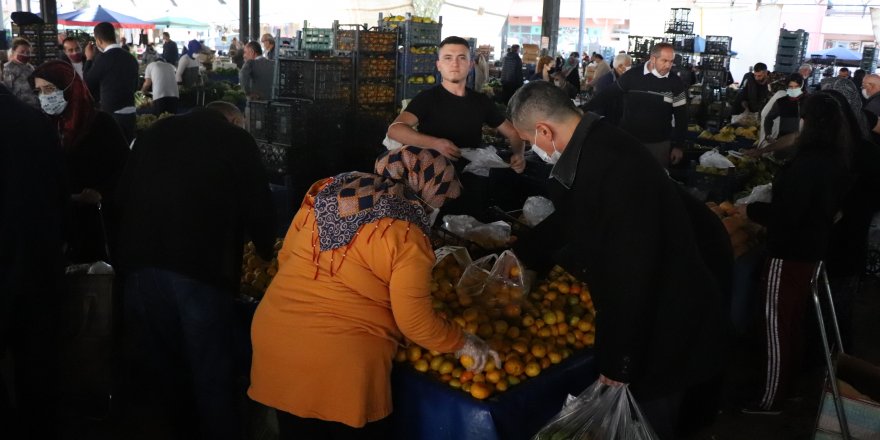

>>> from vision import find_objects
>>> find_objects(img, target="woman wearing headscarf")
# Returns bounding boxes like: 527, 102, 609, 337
30, 60, 129, 263
737, 92, 852, 414
176, 39, 203, 85
249, 146, 499, 439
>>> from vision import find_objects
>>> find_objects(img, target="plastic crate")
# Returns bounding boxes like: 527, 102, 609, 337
335, 30, 356, 52
665, 20, 694, 35
703, 55, 730, 70
703, 69, 728, 87
705, 36, 733, 55
248, 101, 272, 142
775, 54, 803, 67
258, 142, 289, 175
688, 165, 739, 203
404, 53, 437, 74
669, 8, 691, 22
270, 101, 302, 147
278, 58, 352, 102
358, 56, 396, 80
671, 35, 695, 53
774, 62, 799, 74
776, 46, 806, 57
404, 21, 442, 46
302, 27, 334, 51
359, 30, 397, 53
358, 83, 396, 105
357, 104, 397, 125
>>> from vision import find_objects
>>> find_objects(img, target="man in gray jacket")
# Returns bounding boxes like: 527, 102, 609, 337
239, 41, 274, 101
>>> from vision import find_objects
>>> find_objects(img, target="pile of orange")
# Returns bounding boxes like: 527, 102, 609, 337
706, 201, 764, 258
395, 257, 597, 400
240, 238, 283, 299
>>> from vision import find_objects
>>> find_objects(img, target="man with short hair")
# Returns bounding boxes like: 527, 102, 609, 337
862, 74, 880, 116
61, 37, 85, 77
592, 52, 630, 94
509, 81, 726, 440
500, 44, 523, 103
584, 42, 688, 167
260, 33, 276, 60
583, 53, 611, 92
162, 32, 179, 66
116, 101, 275, 440
239, 41, 274, 101
838, 67, 851, 79
84, 22, 139, 142
141, 56, 179, 115
732, 62, 770, 117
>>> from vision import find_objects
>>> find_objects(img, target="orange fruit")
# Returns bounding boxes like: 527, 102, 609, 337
485, 369, 502, 384
525, 361, 541, 377
504, 358, 524, 376
522, 315, 535, 327
540, 357, 552, 369
414, 359, 429, 372
557, 283, 570, 295
472, 373, 486, 383
452, 367, 463, 378
511, 341, 529, 355
543, 312, 558, 325
449, 378, 462, 389
460, 355, 475, 370
470, 382, 492, 400
439, 360, 455, 375
430, 356, 444, 371
577, 320, 593, 332
407, 346, 422, 362
477, 323, 494, 339
461, 382, 472, 393
503, 303, 522, 319
460, 370, 474, 383
462, 308, 480, 322
530, 343, 547, 359
582, 333, 595, 345
509, 266, 521, 278
394, 348, 407, 363
495, 379, 509, 392
465, 322, 478, 335
506, 326, 521, 339
548, 351, 563, 364
453, 316, 467, 328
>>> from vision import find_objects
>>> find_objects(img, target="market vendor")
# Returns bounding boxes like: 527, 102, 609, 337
762, 73, 805, 142
386, 36, 525, 171
508, 81, 726, 439
249, 146, 500, 439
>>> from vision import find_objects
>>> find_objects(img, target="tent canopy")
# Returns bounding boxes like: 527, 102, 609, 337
149, 16, 211, 30
809, 46, 862, 61
55, 5, 155, 29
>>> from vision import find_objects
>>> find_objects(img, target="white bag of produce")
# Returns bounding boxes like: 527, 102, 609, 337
736, 183, 773, 205
461, 146, 510, 177
433, 246, 473, 269
442, 215, 512, 249
455, 254, 497, 300
699, 149, 735, 169
533, 380, 658, 440
522, 196, 556, 227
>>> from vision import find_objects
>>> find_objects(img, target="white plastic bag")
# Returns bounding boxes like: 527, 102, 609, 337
736, 183, 773, 205
442, 215, 512, 249
699, 149, 735, 169
533, 380, 658, 440
461, 146, 510, 177
522, 196, 556, 227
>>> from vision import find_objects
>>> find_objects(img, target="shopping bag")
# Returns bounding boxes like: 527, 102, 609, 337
479, 250, 526, 311
455, 254, 497, 306
461, 146, 511, 177
533, 380, 659, 440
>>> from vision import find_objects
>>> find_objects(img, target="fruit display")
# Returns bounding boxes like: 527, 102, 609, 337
395, 253, 597, 401
357, 83, 396, 104
728, 154, 778, 193
240, 239, 283, 299
383, 15, 436, 24
359, 31, 397, 53
696, 125, 757, 143
407, 75, 436, 85
335, 30, 356, 52
409, 46, 437, 55
706, 201, 764, 258
359, 56, 396, 79
135, 112, 174, 131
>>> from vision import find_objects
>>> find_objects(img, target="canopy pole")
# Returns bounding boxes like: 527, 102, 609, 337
40, 0, 57, 25
250, 0, 259, 41
541, 0, 560, 56
240, 0, 249, 43
577, 0, 585, 57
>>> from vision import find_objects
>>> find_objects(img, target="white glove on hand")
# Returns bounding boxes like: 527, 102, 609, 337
454, 333, 501, 373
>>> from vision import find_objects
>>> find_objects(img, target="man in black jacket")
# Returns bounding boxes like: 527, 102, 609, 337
84, 22, 139, 143
161, 32, 179, 66
509, 81, 726, 439
500, 44, 523, 103
116, 102, 276, 439
733, 62, 770, 116
584, 42, 688, 168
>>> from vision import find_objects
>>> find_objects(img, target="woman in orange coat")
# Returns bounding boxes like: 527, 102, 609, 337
249, 146, 499, 439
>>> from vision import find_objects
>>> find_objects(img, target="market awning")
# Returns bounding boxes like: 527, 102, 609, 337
809, 46, 862, 61
149, 16, 211, 30
54, 5, 156, 29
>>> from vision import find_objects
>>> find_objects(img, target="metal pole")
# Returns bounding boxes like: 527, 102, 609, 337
577, 0, 586, 57
812, 262, 850, 440
40, 0, 57, 25
541, 0, 560, 56
240, 0, 249, 43
250, 0, 260, 41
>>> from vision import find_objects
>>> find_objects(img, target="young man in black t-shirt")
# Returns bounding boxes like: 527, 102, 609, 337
387, 36, 525, 172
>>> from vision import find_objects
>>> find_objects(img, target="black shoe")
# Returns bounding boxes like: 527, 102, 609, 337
740, 403, 782, 415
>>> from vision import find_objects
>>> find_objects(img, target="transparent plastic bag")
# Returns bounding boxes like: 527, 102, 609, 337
442, 215, 512, 249
479, 250, 526, 314
533, 380, 658, 440
461, 146, 510, 177
735, 183, 772, 205
455, 254, 497, 306
699, 149, 735, 169
523, 196, 556, 227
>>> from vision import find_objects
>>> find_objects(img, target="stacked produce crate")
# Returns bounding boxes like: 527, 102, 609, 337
12, 23, 59, 65
665, 8, 695, 68
381, 12, 442, 102
774, 28, 809, 74
700, 35, 733, 132
861, 45, 877, 74
627, 35, 667, 65
351, 26, 399, 124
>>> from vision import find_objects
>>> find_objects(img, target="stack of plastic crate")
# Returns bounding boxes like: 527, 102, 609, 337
775, 29, 809, 74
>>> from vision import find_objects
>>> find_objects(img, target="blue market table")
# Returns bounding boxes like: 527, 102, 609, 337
389, 349, 597, 440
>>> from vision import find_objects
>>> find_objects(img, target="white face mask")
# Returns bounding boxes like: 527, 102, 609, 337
786, 88, 803, 98
533, 128, 561, 164
863, 89, 871, 100
427, 207, 440, 226
39, 90, 68, 115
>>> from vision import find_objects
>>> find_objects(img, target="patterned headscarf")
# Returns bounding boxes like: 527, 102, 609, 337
312, 146, 460, 252
30, 60, 97, 150
821, 77, 868, 135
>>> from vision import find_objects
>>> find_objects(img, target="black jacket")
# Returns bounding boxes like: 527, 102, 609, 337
162, 40, 179, 66
516, 114, 727, 400
501, 51, 523, 85
734, 72, 770, 114
116, 110, 276, 293
84, 46, 139, 113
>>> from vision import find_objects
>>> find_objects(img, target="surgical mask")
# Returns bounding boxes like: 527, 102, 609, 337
863, 89, 871, 100
68, 52, 83, 63
533, 128, 561, 164
651, 68, 665, 78
16, 54, 31, 64
39, 90, 68, 115
786, 88, 803, 98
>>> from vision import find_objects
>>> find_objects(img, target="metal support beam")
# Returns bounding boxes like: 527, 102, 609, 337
250, 0, 260, 41
240, 0, 249, 43
40, 0, 57, 25
541, 0, 560, 56
577, 0, 586, 56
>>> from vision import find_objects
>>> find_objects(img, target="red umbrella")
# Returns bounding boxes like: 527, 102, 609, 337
55, 5, 155, 29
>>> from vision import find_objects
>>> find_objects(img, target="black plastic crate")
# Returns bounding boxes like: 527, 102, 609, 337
665, 21, 694, 35
359, 30, 397, 54
358, 56, 396, 80
703, 55, 730, 70
703, 69, 728, 87
258, 142, 289, 175
705, 36, 733, 55
404, 21, 442, 46
774, 62, 799, 74
775, 54, 803, 67
688, 165, 742, 203
669, 8, 691, 23
404, 53, 437, 74
670, 35, 695, 53
270, 101, 304, 147
776, 46, 806, 57
278, 58, 352, 102
334, 30, 356, 52
248, 101, 272, 142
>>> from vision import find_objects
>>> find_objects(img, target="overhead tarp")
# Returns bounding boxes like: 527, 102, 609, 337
809, 46, 862, 61
439, 0, 512, 50
53, 5, 155, 29
149, 16, 211, 30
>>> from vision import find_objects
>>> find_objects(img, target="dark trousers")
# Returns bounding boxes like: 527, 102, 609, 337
152, 97, 180, 116
756, 258, 817, 410
638, 391, 684, 440
124, 267, 240, 440
112, 112, 136, 144
276, 410, 391, 440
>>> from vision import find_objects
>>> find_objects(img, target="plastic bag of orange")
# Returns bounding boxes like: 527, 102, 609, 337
455, 254, 497, 305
